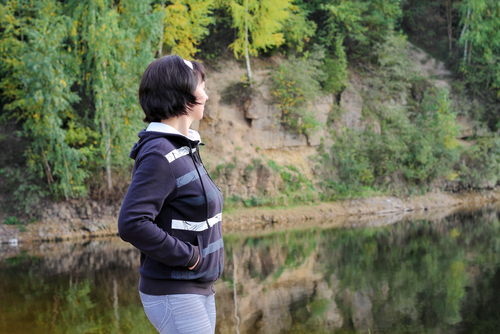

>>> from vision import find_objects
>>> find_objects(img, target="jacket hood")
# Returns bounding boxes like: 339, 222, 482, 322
129, 123, 201, 160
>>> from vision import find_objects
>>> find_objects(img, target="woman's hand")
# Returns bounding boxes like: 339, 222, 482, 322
188, 255, 200, 270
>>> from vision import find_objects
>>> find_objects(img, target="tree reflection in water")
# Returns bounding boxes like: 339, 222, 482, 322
1, 207, 500, 333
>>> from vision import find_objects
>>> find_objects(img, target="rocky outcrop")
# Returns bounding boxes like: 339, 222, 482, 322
339, 84, 364, 131
194, 59, 390, 201
198, 62, 312, 152
408, 44, 452, 89
0, 199, 120, 244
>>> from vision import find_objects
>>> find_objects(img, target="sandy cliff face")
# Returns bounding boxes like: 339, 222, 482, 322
192, 58, 396, 202
193, 59, 338, 199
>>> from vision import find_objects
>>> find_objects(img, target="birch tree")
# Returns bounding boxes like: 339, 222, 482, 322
229, 0, 293, 80
0, 0, 85, 203
67, 0, 160, 192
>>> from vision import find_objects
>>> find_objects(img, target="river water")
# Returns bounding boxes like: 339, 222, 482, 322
1, 206, 499, 334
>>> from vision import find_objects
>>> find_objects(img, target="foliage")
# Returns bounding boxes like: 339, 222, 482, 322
270, 45, 327, 134
220, 80, 256, 106
401, 0, 456, 60
0, 0, 161, 207
158, 0, 215, 58
326, 32, 461, 196
321, 36, 348, 94
454, 0, 500, 130
3, 215, 34, 231
279, 164, 319, 202
402, 0, 500, 131
301, 0, 403, 58
456, 0, 500, 98
405, 87, 460, 181
372, 31, 416, 94
0, 165, 48, 213
67, 0, 160, 194
196, 6, 235, 62
211, 158, 319, 211
459, 134, 500, 188
330, 86, 460, 196
228, 0, 292, 58
212, 161, 236, 179
280, 3, 317, 53
3, 216, 20, 225
0, 0, 86, 200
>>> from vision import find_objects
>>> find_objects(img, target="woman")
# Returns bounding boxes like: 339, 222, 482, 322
118, 55, 224, 334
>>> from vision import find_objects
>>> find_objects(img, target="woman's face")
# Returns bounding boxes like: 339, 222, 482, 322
190, 79, 209, 121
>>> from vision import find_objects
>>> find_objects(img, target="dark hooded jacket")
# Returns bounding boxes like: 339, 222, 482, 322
118, 123, 224, 296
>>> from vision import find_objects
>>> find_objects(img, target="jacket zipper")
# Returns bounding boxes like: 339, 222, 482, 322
188, 140, 210, 230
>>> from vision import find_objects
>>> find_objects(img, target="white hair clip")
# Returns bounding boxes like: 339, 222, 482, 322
183, 59, 193, 70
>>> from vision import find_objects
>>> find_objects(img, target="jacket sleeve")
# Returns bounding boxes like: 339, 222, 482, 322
118, 148, 199, 268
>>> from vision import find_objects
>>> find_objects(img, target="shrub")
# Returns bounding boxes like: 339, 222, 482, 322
328, 86, 460, 196
459, 135, 500, 188
270, 45, 327, 134
321, 37, 348, 94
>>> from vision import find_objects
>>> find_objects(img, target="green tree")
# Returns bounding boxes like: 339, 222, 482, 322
280, 3, 316, 53
0, 0, 85, 202
67, 0, 160, 192
321, 36, 348, 94
229, 0, 293, 80
323, 0, 402, 54
457, 0, 500, 99
1, 0, 163, 207
157, 0, 215, 58
402, 0, 500, 130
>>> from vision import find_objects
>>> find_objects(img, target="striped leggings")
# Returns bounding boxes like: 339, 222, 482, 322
139, 292, 216, 334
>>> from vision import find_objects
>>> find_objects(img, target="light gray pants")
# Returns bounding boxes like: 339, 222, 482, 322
139, 292, 216, 334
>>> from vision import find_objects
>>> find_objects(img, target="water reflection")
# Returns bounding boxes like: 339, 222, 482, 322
1, 206, 500, 333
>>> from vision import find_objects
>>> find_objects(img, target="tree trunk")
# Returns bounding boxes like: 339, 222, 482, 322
463, 38, 468, 62
105, 131, 112, 191
158, 1, 164, 57
446, 0, 453, 52
244, 0, 252, 81
101, 60, 112, 192
461, 2, 471, 63
100, 99, 113, 192
468, 43, 472, 64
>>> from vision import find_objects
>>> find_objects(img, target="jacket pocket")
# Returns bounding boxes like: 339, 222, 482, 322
189, 234, 218, 282
192, 235, 204, 274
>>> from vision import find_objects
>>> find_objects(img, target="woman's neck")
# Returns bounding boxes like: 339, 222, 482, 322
161, 115, 192, 137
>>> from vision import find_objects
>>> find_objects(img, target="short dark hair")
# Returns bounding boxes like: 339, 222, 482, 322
139, 55, 205, 123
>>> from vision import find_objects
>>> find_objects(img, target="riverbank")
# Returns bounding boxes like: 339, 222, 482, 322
0, 190, 498, 244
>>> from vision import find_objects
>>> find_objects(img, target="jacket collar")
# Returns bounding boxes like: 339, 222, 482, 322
146, 122, 201, 142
